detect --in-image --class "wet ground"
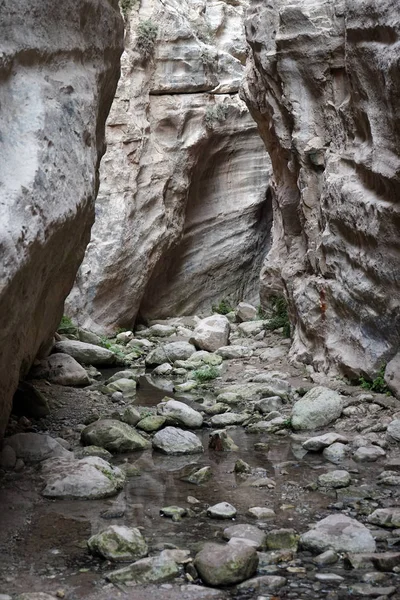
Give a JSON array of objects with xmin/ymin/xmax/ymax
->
[{"xmin": 1, "ymin": 331, "xmax": 400, "ymax": 599}]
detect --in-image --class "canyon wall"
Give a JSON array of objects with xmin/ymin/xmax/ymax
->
[
  {"xmin": 67, "ymin": 0, "xmax": 272, "ymax": 333},
  {"xmin": 242, "ymin": 0, "xmax": 400, "ymax": 377},
  {"xmin": 0, "ymin": 0, "xmax": 123, "ymax": 436}
]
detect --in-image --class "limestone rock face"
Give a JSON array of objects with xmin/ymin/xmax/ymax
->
[
  {"xmin": 242, "ymin": 0, "xmax": 400, "ymax": 377},
  {"xmin": 67, "ymin": 0, "xmax": 272, "ymax": 333},
  {"xmin": 0, "ymin": 0, "xmax": 123, "ymax": 436}
]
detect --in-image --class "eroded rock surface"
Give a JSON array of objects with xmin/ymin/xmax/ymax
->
[
  {"xmin": 67, "ymin": 0, "xmax": 272, "ymax": 333},
  {"xmin": 242, "ymin": 0, "xmax": 400, "ymax": 377},
  {"xmin": 0, "ymin": 0, "xmax": 123, "ymax": 436}
]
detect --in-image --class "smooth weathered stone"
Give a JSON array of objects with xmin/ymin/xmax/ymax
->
[
  {"xmin": 301, "ymin": 514, "xmax": 376, "ymax": 553},
  {"xmin": 314, "ymin": 550, "xmax": 338, "ymax": 566},
  {"xmin": 75, "ymin": 445, "xmax": 112, "ymax": 460},
  {"xmin": 346, "ymin": 552, "xmax": 400, "ymax": 571},
  {"xmin": 266, "ymin": 529, "xmax": 299, "ymax": 551},
  {"xmin": 106, "ymin": 551, "xmax": 180, "ymax": 584},
  {"xmin": 106, "ymin": 369, "xmax": 140, "ymax": 384},
  {"xmin": 121, "ymin": 406, "xmax": 142, "ymax": 427},
  {"xmin": 107, "ymin": 378, "xmax": 137, "ymax": 399},
  {"xmin": 322, "ymin": 443, "xmax": 349, "ymax": 464},
  {"xmin": 216, "ymin": 346, "xmax": 254, "ymax": 359},
  {"xmin": 5, "ymin": 433, "xmax": 71, "ymax": 463},
  {"xmin": 255, "ymin": 397, "xmax": 283, "ymax": 414},
  {"xmin": 209, "ymin": 429, "xmax": 239, "ymax": 452},
  {"xmin": 41, "ymin": 456, "xmax": 125, "ymax": 499},
  {"xmin": 303, "ymin": 433, "xmax": 349, "ymax": 452},
  {"xmin": 146, "ymin": 342, "xmax": 196, "ymax": 366},
  {"xmin": 350, "ymin": 584, "xmax": 397, "ymax": 597},
  {"xmin": 247, "ymin": 417, "xmax": 286, "ymax": 434},
  {"xmin": 157, "ymin": 399, "xmax": 203, "ymax": 428},
  {"xmin": 377, "ymin": 470, "xmax": 400, "ymax": 485},
  {"xmin": 238, "ymin": 321, "xmax": 265, "ymax": 337},
  {"xmin": 207, "ymin": 502, "xmax": 237, "ymax": 519},
  {"xmin": 385, "ymin": 355, "xmax": 400, "ymax": 398},
  {"xmin": 318, "ymin": 470, "xmax": 351, "ymax": 488},
  {"xmin": 291, "ymin": 387, "xmax": 343, "ymax": 431},
  {"xmin": 152, "ymin": 427, "xmax": 203, "ymax": 455},
  {"xmin": 237, "ymin": 575, "xmax": 287, "ymax": 592},
  {"xmin": 353, "ymin": 446, "xmax": 386, "ymax": 462},
  {"xmin": 53, "ymin": 340, "xmax": 115, "ymax": 366},
  {"xmin": 81, "ymin": 420, "xmax": 151, "ymax": 453},
  {"xmin": 248, "ymin": 507, "xmax": 276, "ymax": 520},
  {"xmin": 223, "ymin": 524, "xmax": 266, "ymax": 550},
  {"xmin": 184, "ymin": 466, "xmax": 213, "ymax": 485},
  {"xmin": 235, "ymin": 302, "xmax": 257, "ymax": 322},
  {"xmin": 386, "ymin": 419, "xmax": 400, "ymax": 443},
  {"xmin": 30, "ymin": 353, "xmax": 90, "ymax": 386},
  {"xmin": 88, "ymin": 525, "xmax": 148, "ymax": 562},
  {"xmin": 367, "ymin": 508, "xmax": 400, "ymax": 528},
  {"xmin": 194, "ymin": 542, "xmax": 258, "ymax": 586},
  {"xmin": 137, "ymin": 415, "xmax": 167, "ymax": 433},
  {"xmin": 190, "ymin": 315, "xmax": 230, "ymax": 352},
  {"xmin": 210, "ymin": 412, "xmax": 248, "ymax": 427},
  {"xmin": 160, "ymin": 506, "xmax": 187, "ymax": 521}
]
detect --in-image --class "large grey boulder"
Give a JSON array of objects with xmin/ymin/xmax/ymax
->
[
  {"xmin": 190, "ymin": 315, "xmax": 230, "ymax": 352},
  {"xmin": 303, "ymin": 433, "xmax": 349, "ymax": 452},
  {"xmin": 223, "ymin": 524, "xmax": 266, "ymax": 550},
  {"xmin": 291, "ymin": 387, "xmax": 343, "ymax": 430},
  {"xmin": 384, "ymin": 354, "xmax": 400, "ymax": 397},
  {"xmin": 30, "ymin": 353, "xmax": 90, "ymax": 386},
  {"xmin": 106, "ymin": 551, "xmax": 180, "ymax": 584},
  {"xmin": 41, "ymin": 456, "xmax": 125, "ymax": 499},
  {"xmin": 235, "ymin": 302, "xmax": 257, "ymax": 322},
  {"xmin": 81, "ymin": 419, "xmax": 151, "ymax": 453},
  {"xmin": 0, "ymin": 0, "xmax": 123, "ymax": 437},
  {"xmin": 53, "ymin": 340, "xmax": 115, "ymax": 366},
  {"xmin": 386, "ymin": 419, "xmax": 400, "ymax": 443},
  {"xmin": 5, "ymin": 433, "xmax": 71, "ymax": 463},
  {"xmin": 300, "ymin": 514, "xmax": 376, "ymax": 553},
  {"xmin": 152, "ymin": 426, "xmax": 203, "ymax": 455},
  {"xmin": 157, "ymin": 399, "xmax": 203, "ymax": 428},
  {"xmin": 194, "ymin": 542, "xmax": 258, "ymax": 586},
  {"xmin": 146, "ymin": 342, "xmax": 196, "ymax": 366},
  {"xmin": 88, "ymin": 525, "xmax": 148, "ymax": 562}
]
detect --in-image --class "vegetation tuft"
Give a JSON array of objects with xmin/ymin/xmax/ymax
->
[
  {"xmin": 264, "ymin": 295, "xmax": 291, "ymax": 338},
  {"xmin": 193, "ymin": 366, "xmax": 220, "ymax": 383},
  {"xmin": 119, "ymin": 0, "xmax": 136, "ymax": 18},
  {"xmin": 358, "ymin": 366, "xmax": 391, "ymax": 395},
  {"xmin": 57, "ymin": 315, "xmax": 76, "ymax": 334},
  {"xmin": 137, "ymin": 19, "xmax": 158, "ymax": 59},
  {"xmin": 212, "ymin": 299, "xmax": 233, "ymax": 315}
]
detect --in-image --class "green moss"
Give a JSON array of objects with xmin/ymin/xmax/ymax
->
[
  {"xmin": 193, "ymin": 366, "xmax": 219, "ymax": 383},
  {"xmin": 57, "ymin": 315, "xmax": 77, "ymax": 335},
  {"xmin": 137, "ymin": 19, "xmax": 158, "ymax": 59},
  {"xmin": 119, "ymin": 0, "xmax": 136, "ymax": 18},
  {"xmin": 212, "ymin": 299, "xmax": 232, "ymax": 315},
  {"xmin": 358, "ymin": 366, "xmax": 391, "ymax": 395},
  {"xmin": 264, "ymin": 295, "xmax": 290, "ymax": 338}
]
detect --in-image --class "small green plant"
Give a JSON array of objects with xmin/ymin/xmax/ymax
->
[
  {"xmin": 264, "ymin": 295, "xmax": 290, "ymax": 338},
  {"xmin": 257, "ymin": 305, "xmax": 268, "ymax": 319},
  {"xmin": 57, "ymin": 315, "xmax": 77, "ymax": 334},
  {"xmin": 205, "ymin": 104, "xmax": 229, "ymax": 129},
  {"xmin": 137, "ymin": 19, "xmax": 158, "ymax": 59},
  {"xmin": 212, "ymin": 299, "xmax": 233, "ymax": 315},
  {"xmin": 282, "ymin": 417, "xmax": 292, "ymax": 429},
  {"xmin": 358, "ymin": 366, "xmax": 391, "ymax": 395},
  {"xmin": 119, "ymin": 0, "xmax": 136, "ymax": 18},
  {"xmin": 193, "ymin": 366, "xmax": 220, "ymax": 383}
]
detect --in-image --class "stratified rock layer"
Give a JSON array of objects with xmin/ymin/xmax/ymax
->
[
  {"xmin": 67, "ymin": 0, "xmax": 272, "ymax": 333},
  {"xmin": 0, "ymin": 0, "xmax": 123, "ymax": 435},
  {"xmin": 242, "ymin": 0, "xmax": 400, "ymax": 377}
]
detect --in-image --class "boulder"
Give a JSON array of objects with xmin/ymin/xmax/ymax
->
[
  {"xmin": 367, "ymin": 508, "xmax": 400, "ymax": 528},
  {"xmin": 235, "ymin": 302, "xmax": 257, "ymax": 322},
  {"xmin": 5, "ymin": 433, "xmax": 71, "ymax": 463},
  {"xmin": 194, "ymin": 542, "xmax": 258, "ymax": 586},
  {"xmin": 302, "ymin": 433, "xmax": 349, "ymax": 452},
  {"xmin": 317, "ymin": 470, "xmax": 351, "ymax": 488},
  {"xmin": 216, "ymin": 346, "xmax": 253, "ymax": 359},
  {"xmin": 210, "ymin": 412, "xmax": 249, "ymax": 427},
  {"xmin": 291, "ymin": 387, "xmax": 343, "ymax": 431},
  {"xmin": 106, "ymin": 378, "xmax": 137, "ymax": 399},
  {"xmin": 145, "ymin": 342, "xmax": 196, "ymax": 366},
  {"xmin": 137, "ymin": 415, "xmax": 167, "ymax": 432},
  {"xmin": 300, "ymin": 514, "xmax": 376, "ymax": 553},
  {"xmin": 88, "ymin": 525, "xmax": 148, "ymax": 561},
  {"xmin": 384, "ymin": 354, "xmax": 400, "ymax": 397},
  {"xmin": 53, "ymin": 340, "xmax": 115, "ymax": 366},
  {"xmin": 190, "ymin": 315, "xmax": 230, "ymax": 352},
  {"xmin": 81, "ymin": 420, "xmax": 151, "ymax": 453},
  {"xmin": 207, "ymin": 502, "xmax": 237, "ymax": 519},
  {"xmin": 30, "ymin": 353, "xmax": 90, "ymax": 386},
  {"xmin": 106, "ymin": 551, "xmax": 180, "ymax": 584},
  {"xmin": 157, "ymin": 399, "xmax": 203, "ymax": 428},
  {"xmin": 41, "ymin": 456, "xmax": 125, "ymax": 499},
  {"xmin": 322, "ymin": 442, "xmax": 349, "ymax": 464},
  {"xmin": 353, "ymin": 446, "xmax": 386, "ymax": 462},
  {"xmin": 223, "ymin": 524, "xmax": 266, "ymax": 550},
  {"xmin": 152, "ymin": 426, "xmax": 203, "ymax": 455},
  {"xmin": 386, "ymin": 419, "xmax": 400, "ymax": 443}
]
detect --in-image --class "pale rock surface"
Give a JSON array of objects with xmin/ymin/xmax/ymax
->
[
  {"xmin": 384, "ymin": 355, "xmax": 400, "ymax": 398},
  {"xmin": 30, "ymin": 353, "xmax": 90, "ymax": 386},
  {"xmin": 217, "ymin": 346, "xmax": 254, "ymax": 359},
  {"xmin": 190, "ymin": 315, "xmax": 230, "ymax": 352},
  {"xmin": 67, "ymin": 0, "xmax": 271, "ymax": 333},
  {"xmin": 0, "ymin": 0, "xmax": 123, "ymax": 436},
  {"xmin": 41, "ymin": 456, "xmax": 125, "ymax": 499},
  {"xmin": 157, "ymin": 399, "xmax": 203, "ymax": 428},
  {"xmin": 152, "ymin": 426, "xmax": 203, "ymax": 455},
  {"xmin": 106, "ymin": 551, "xmax": 180, "ymax": 584},
  {"xmin": 386, "ymin": 420, "xmax": 400, "ymax": 443},
  {"xmin": 146, "ymin": 342, "xmax": 196, "ymax": 366},
  {"xmin": 235, "ymin": 302, "xmax": 258, "ymax": 322},
  {"xmin": 88, "ymin": 525, "xmax": 148, "ymax": 562},
  {"xmin": 195, "ymin": 542, "xmax": 258, "ymax": 586},
  {"xmin": 81, "ymin": 419, "xmax": 151, "ymax": 453},
  {"xmin": 303, "ymin": 433, "xmax": 349, "ymax": 452},
  {"xmin": 300, "ymin": 514, "xmax": 376, "ymax": 554},
  {"xmin": 5, "ymin": 433, "xmax": 71, "ymax": 463},
  {"xmin": 291, "ymin": 387, "xmax": 343, "ymax": 431},
  {"xmin": 242, "ymin": 0, "xmax": 400, "ymax": 377},
  {"xmin": 53, "ymin": 340, "xmax": 115, "ymax": 366}
]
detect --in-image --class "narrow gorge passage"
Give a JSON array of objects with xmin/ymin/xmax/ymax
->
[{"xmin": 1, "ymin": 0, "xmax": 400, "ymax": 599}]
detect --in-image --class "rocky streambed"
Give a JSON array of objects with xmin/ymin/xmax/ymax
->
[{"xmin": 1, "ymin": 305, "xmax": 400, "ymax": 600}]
